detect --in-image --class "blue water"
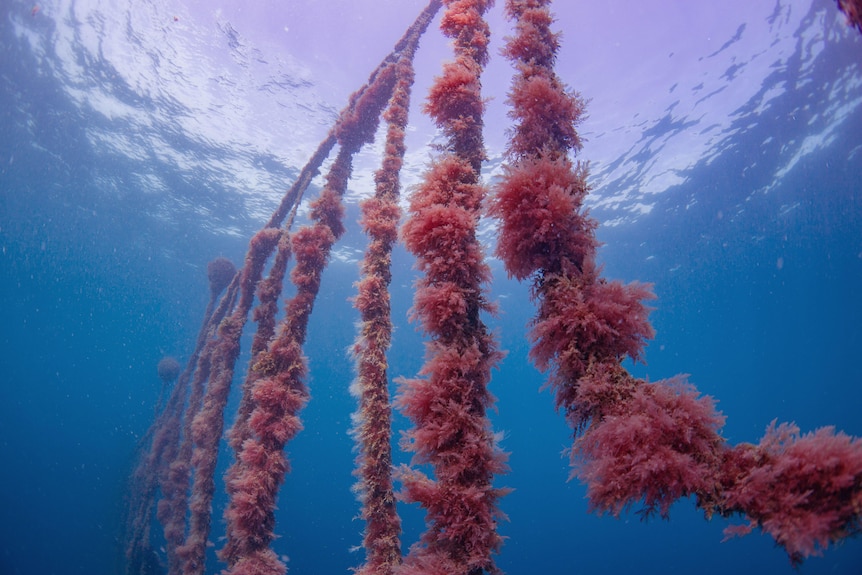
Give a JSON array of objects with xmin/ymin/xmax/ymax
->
[{"xmin": 1, "ymin": 1, "xmax": 861, "ymax": 574}]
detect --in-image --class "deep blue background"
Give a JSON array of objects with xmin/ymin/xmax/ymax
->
[{"xmin": 1, "ymin": 1, "xmax": 861, "ymax": 574}]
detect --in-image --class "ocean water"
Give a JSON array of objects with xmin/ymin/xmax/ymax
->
[{"xmin": 1, "ymin": 1, "xmax": 861, "ymax": 574}]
